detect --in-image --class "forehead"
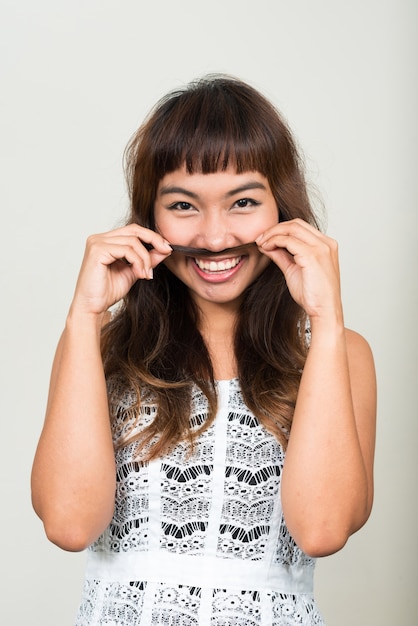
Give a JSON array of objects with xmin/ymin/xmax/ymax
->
[{"xmin": 156, "ymin": 166, "xmax": 271, "ymax": 199}]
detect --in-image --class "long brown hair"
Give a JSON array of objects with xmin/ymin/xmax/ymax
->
[{"xmin": 101, "ymin": 75, "xmax": 319, "ymax": 459}]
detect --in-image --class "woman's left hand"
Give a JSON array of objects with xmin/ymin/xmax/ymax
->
[{"xmin": 256, "ymin": 219, "xmax": 342, "ymax": 322}]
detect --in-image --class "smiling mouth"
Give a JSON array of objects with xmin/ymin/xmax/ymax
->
[{"xmin": 194, "ymin": 256, "xmax": 242, "ymax": 272}]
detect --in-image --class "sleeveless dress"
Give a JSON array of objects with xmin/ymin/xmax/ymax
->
[{"xmin": 75, "ymin": 378, "xmax": 325, "ymax": 626}]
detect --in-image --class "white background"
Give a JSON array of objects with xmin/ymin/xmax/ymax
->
[{"xmin": 1, "ymin": 1, "xmax": 417, "ymax": 624}]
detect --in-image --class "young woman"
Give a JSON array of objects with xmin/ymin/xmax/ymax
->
[{"xmin": 31, "ymin": 75, "xmax": 376, "ymax": 626}]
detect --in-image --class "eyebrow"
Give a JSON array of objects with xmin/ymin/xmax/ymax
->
[
  {"xmin": 159, "ymin": 186, "xmax": 199, "ymax": 199},
  {"xmin": 225, "ymin": 181, "xmax": 267, "ymax": 197},
  {"xmin": 158, "ymin": 181, "xmax": 267, "ymax": 199}
]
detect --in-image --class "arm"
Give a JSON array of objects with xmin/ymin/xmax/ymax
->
[
  {"xmin": 257, "ymin": 221, "xmax": 377, "ymax": 557},
  {"xmin": 31, "ymin": 311, "xmax": 116, "ymax": 552},
  {"xmin": 31, "ymin": 225, "xmax": 172, "ymax": 551},
  {"xmin": 281, "ymin": 323, "xmax": 376, "ymax": 557}
]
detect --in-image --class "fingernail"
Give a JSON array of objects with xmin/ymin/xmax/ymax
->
[{"xmin": 147, "ymin": 268, "xmax": 153, "ymax": 279}]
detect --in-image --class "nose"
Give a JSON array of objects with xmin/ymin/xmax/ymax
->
[{"xmin": 198, "ymin": 212, "xmax": 234, "ymax": 251}]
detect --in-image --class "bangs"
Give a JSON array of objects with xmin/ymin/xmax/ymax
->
[
  {"xmin": 148, "ymin": 78, "xmax": 278, "ymax": 178},
  {"xmin": 125, "ymin": 75, "xmax": 312, "ymax": 232}
]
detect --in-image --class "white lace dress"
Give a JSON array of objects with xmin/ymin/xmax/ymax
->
[{"xmin": 75, "ymin": 379, "xmax": 325, "ymax": 626}]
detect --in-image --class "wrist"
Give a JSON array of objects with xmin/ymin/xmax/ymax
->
[
  {"xmin": 66, "ymin": 305, "xmax": 106, "ymax": 336},
  {"xmin": 308, "ymin": 311, "xmax": 345, "ymax": 343}
]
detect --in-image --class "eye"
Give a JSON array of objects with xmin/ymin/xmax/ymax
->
[
  {"xmin": 233, "ymin": 198, "xmax": 260, "ymax": 209},
  {"xmin": 169, "ymin": 201, "xmax": 194, "ymax": 211}
]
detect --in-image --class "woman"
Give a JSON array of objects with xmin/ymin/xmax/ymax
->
[{"xmin": 31, "ymin": 75, "xmax": 376, "ymax": 625}]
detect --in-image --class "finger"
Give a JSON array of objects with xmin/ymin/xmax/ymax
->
[
  {"xmin": 88, "ymin": 233, "xmax": 170, "ymax": 279},
  {"xmin": 257, "ymin": 221, "xmax": 336, "ymax": 262},
  {"xmin": 84, "ymin": 236, "xmax": 149, "ymax": 282},
  {"xmin": 94, "ymin": 226, "xmax": 171, "ymax": 261},
  {"xmin": 258, "ymin": 245, "xmax": 296, "ymax": 275},
  {"xmin": 257, "ymin": 219, "xmax": 324, "ymax": 247},
  {"xmin": 117, "ymin": 239, "xmax": 172, "ymax": 277},
  {"xmin": 108, "ymin": 224, "xmax": 173, "ymax": 255},
  {"xmin": 258, "ymin": 234, "xmax": 313, "ymax": 261}
]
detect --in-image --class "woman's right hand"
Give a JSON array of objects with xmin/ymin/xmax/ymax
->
[
  {"xmin": 71, "ymin": 224, "xmax": 173, "ymax": 316},
  {"xmin": 31, "ymin": 224, "xmax": 171, "ymax": 549}
]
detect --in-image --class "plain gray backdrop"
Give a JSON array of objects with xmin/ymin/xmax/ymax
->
[{"xmin": 1, "ymin": 1, "xmax": 417, "ymax": 624}]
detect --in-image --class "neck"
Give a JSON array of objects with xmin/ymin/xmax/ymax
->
[{"xmin": 197, "ymin": 302, "xmax": 238, "ymax": 380}]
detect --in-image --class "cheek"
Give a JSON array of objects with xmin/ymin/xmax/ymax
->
[
  {"xmin": 264, "ymin": 204, "xmax": 280, "ymax": 227},
  {"xmin": 245, "ymin": 206, "xmax": 279, "ymax": 236},
  {"xmin": 154, "ymin": 214, "xmax": 183, "ymax": 241}
]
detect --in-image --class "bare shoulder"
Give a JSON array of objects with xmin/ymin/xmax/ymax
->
[
  {"xmin": 345, "ymin": 328, "xmax": 375, "ymax": 370},
  {"xmin": 345, "ymin": 327, "xmax": 373, "ymax": 351},
  {"xmin": 344, "ymin": 328, "xmax": 376, "ymax": 395}
]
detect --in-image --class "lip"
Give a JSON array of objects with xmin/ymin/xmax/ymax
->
[{"xmin": 191, "ymin": 255, "xmax": 245, "ymax": 283}]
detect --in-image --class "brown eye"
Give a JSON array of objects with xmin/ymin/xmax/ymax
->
[
  {"xmin": 234, "ymin": 198, "xmax": 259, "ymax": 208},
  {"xmin": 169, "ymin": 202, "xmax": 193, "ymax": 211}
]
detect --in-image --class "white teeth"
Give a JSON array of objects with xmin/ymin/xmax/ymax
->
[{"xmin": 195, "ymin": 256, "xmax": 241, "ymax": 272}]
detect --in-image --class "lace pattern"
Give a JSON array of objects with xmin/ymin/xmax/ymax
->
[
  {"xmin": 75, "ymin": 379, "xmax": 324, "ymax": 626},
  {"xmin": 76, "ymin": 583, "xmax": 323, "ymax": 626}
]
